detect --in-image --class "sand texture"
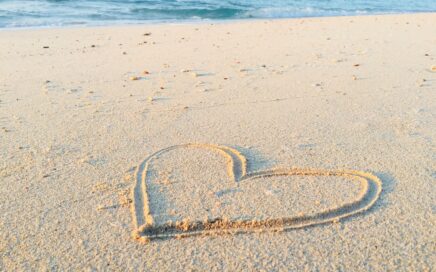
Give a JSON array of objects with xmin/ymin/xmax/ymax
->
[{"xmin": 0, "ymin": 13, "xmax": 435, "ymax": 271}]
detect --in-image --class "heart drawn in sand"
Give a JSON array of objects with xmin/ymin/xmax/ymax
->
[{"xmin": 131, "ymin": 144, "xmax": 382, "ymax": 243}]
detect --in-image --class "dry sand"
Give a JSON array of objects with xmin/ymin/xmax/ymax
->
[{"xmin": 0, "ymin": 13, "xmax": 435, "ymax": 271}]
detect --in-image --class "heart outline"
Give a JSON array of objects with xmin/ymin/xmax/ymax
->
[{"xmin": 131, "ymin": 143, "xmax": 382, "ymax": 243}]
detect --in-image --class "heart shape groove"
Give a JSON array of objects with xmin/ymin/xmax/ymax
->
[{"xmin": 131, "ymin": 143, "xmax": 382, "ymax": 243}]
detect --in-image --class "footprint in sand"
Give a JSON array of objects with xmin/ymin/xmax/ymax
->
[{"xmin": 130, "ymin": 144, "xmax": 382, "ymax": 243}]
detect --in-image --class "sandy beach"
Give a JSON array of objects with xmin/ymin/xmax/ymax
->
[{"xmin": 1, "ymin": 13, "xmax": 435, "ymax": 270}]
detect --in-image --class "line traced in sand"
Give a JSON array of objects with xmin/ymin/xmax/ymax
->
[{"xmin": 131, "ymin": 143, "xmax": 382, "ymax": 243}]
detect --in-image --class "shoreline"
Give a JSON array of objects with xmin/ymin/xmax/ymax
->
[{"xmin": 1, "ymin": 11, "xmax": 435, "ymax": 32}]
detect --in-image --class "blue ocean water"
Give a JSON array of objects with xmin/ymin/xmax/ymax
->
[{"xmin": 0, "ymin": 0, "xmax": 435, "ymax": 28}]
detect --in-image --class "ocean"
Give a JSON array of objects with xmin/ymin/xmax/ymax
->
[{"xmin": 0, "ymin": 0, "xmax": 435, "ymax": 28}]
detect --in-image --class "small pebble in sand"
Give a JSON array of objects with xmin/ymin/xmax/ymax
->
[
  {"xmin": 130, "ymin": 76, "xmax": 140, "ymax": 81},
  {"xmin": 147, "ymin": 97, "xmax": 155, "ymax": 103},
  {"xmin": 122, "ymin": 52, "xmax": 127, "ymax": 55},
  {"xmin": 143, "ymin": 70, "xmax": 150, "ymax": 75},
  {"xmin": 190, "ymin": 72, "xmax": 198, "ymax": 77},
  {"xmin": 431, "ymin": 65, "xmax": 436, "ymax": 71},
  {"xmin": 68, "ymin": 88, "xmax": 79, "ymax": 94},
  {"xmin": 353, "ymin": 64, "xmax": 360, "ymax": 67},
  {"xmin": 166, "ymin": 210, "xmax": 177, "ymax": 216},
  {"xmin": 417, "ymin": 79, "xmax": 426, "ymax": 87},
  {"xmin": 123, "ymin": 174, "xmax": 132, "ymax": 181},
  {"xmin": 160, "ymin": 86, "xmax": 164, "ymax": 90},
  {"xmin": 143, "ymin": 32, "xmax": 152, "ymax": 36},
  {"xmin": 352, "ymin": 75, "xmax": 358, "ymax": 80},
  {"xmin": 180, "ymin": 69, "xmax": 190, "ymax": 73},
  {"xmin": 43, "ymin": 46, "xmax": 49, "ymax": 49}
]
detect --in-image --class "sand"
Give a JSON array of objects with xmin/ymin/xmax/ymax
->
[{"xmin": 0, "ymin": 13, "xmax": 435, "ymax": 271}]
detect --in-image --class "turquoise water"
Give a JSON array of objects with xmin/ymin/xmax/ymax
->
[{"xmin": 0, "ymin": 0, "xmax": 435, "ymax": 28}]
